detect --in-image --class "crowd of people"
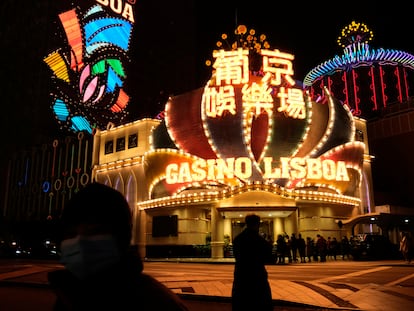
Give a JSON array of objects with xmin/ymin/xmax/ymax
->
[
  {"xmin": 272, "ymin": 233, "xmax": 354, "ymax": 264},
  {"xmin": 267, "ymin": 231, "xmax": 414, "ymax": 264}
]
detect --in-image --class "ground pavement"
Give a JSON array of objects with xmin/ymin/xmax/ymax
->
[{"xmin": 0, "ymin": 259, "xmax": 413, "ymax": 310}]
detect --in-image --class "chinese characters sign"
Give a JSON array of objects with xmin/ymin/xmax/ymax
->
[{"xmin": 203, "ymin": 48, "xmax": 306, "ymax": 120}]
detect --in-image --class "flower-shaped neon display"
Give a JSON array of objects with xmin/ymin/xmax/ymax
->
[
  {"xmin": 44, "ymin": 4, "xmax": 134, "ymax": 134},
  {"xmin": 144, "ymin": 25, "xmax": 365, "ymax": 204}
]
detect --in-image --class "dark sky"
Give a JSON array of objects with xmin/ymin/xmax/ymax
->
[{"xmin": 1, "ymin": 0, "xmax": 414, "ymax": 190}]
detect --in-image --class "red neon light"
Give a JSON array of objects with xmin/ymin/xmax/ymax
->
[
  {"xmin": 59, "ymin": 9, "xmax": 83, "ymax": 70},
  {"xmin": 369, "ymin": 67, "xmax": 378, "ymax": 111},
  {"xmin": 394, "ymin": 67, "xmax": 403, "ymax": 103},
  {"xmin": 379, "ymin": 65, "xmax": 388, "ymax": 108},
  {"xmin": 327, "ymin": 76, "xmax": 333, "ymax": 94},
  {"xmin": 352, "ymin": 69, "xmax": 361, "ymax": 115},
  {"xmin": 341, "ymin": 72, "xmax": 349, "ymax": 108},
  {"xmin": 403, "ymin": 67, "xmax": 409, "ymax": 101},
  {"xmin": 110, "ymin": 89, "xmax": 129, "ymax": 112}
]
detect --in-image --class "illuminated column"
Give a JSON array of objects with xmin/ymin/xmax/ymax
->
[
  {"xmin": 223, "ymin": 217, "xmax": 232, "ymax": 240},
  {"xmin": 136, "ymin": 209, "xmax": 147, "ymax": 259},
  {"xmin": 273, "ymin": 217, "xmax": 284, "ymax": 238},
  {"xmin": 291, "ymin": 210, "xmax": 299, "ymax": 234},
  {"xmin": 91, "ymin": 130, "xmax": 101, "ymax": 179},
  {"xmin": 91, "ymin": 129, "xmax": 104, "ymax": 184},
  {"xmin": 210, "ymin": 206, "xmax": 224, "ymax": 258},
  {"xmin": 361, "ymin": 157, "xmax": 375, "ymax": 214}
]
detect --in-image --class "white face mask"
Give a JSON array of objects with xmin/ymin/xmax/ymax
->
[{"xmin": 60, "ymin": 234, "xmax": 121, "ymax": 280}]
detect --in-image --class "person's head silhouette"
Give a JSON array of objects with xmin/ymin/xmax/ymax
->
[
  {"xmin": 49, "ymin": 182, "xmax": 189, "ymax": 310},
  {"xmin": 58, "ymin": 182, "xmax": 135, "ymax": 279},
  {"xmin": 60, "ymin": 182, "xmax": 132, "ymax": 252},
  {"xmin": 245, "ymin": 214, "xmax": 261, "ymax": 232}
]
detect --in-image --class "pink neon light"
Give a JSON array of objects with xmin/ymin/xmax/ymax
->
[
  {"xmin": 82, "ymin": 76, "xmax": 98, "ymax": 103},
  {"xmin": 93, "ymin": 85, "xmax": 105, "ymax": 103},
  {"xmin": 79, "ymin": 64, "xmax": 90, "ymax": 93}
]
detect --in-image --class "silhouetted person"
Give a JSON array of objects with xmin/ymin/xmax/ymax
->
[
  {"xmin": 316, "ymin": 234, "xmax": 327, "ymax": 262},
  {"xmin": 341, "ymin": 236, "xmax": 351, "ymax": 260},
  {"xmin": 400, "ymin": 232, "xmax": 413, "ymax": 263},
  {"xmin": 306, "ymin": 236, "xmax": 315, "ymax": 262},
  {"xmin": 290, "ymin": 233, "xmax": 298, "ymax": 262},
  {"xmin": 232, "ymin": 214, "xmax": 273, "ymax": 311},
  {"xmin": 48, "ymin": 182, "xmax": 189, "ymax": 311},
  {"xmin": 297, "ymin": 233, "xmax": 306, "ymax": 263},
  {"xmin": 330, "ymin": 237, "xmax": 339, "ymax": 260},
  {"xmin": 276, "ymin": 234, "xmax": 287, "ymax": 264}
]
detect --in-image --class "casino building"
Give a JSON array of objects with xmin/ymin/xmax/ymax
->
[{"xmin": 91, "ymin": 28, "xmax": 375, "ymax": 258}]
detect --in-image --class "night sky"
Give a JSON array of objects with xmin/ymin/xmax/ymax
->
[{"xmin": 1, "ymin": 0, "xmax": 414, "ymax": 202}]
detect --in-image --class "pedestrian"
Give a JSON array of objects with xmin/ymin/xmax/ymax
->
[
  {"xmin": 329, "ymin": 237, "xmax": 339, "ymax": 260},
  {"xmin": 326, "ymin": 237, "xmax": 332, "ymax": 259},
  {"xmin": 276, "ymin": 234, "xmax": 287, "ymax": 264},
  {"xmin": 48, "ymin": 182, "xmax": 189, "ymax": 311},
  {"xmin": 231, "ymin": 214, "xmax": 273, "ymax": 311},
  {"xmin": 297, "ymin": 233, "xmax": 306, "ymax": 263},
  {"xmin": 290, "ymin": 233, "xmax": 298, "ymax": 263},
  {"xmin": 316, "ymin": 234, "xmax": 327, "ymax": 262},
  {"xmin": 306, "ymin": 236, "xmax": 314, "ymax": 262},
  {"xmin": 285, "ymin": 234, "xmax": 293, "ymax": 263},
  {"xmin": 341, "ymin": 236, "xmax": 351, "ymax": 260},
  {"xmin": 400, "ymin": 232, "xmax": 413, "ymax": 263}
]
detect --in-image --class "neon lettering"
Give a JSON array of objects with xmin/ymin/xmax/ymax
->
[
  {"xmin": 96, "ymin": 0, "xmax": 135, "ymax": 23},
  {"xmin": 165, "ymin": 157, "xmax": 350, "ymax": 184}
]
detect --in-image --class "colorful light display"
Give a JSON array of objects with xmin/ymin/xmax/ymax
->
[
  {"xmin": 44, "ymin": 2, "xmax": 135, "ymax": 134},
  {"xmin": 143, "ymin": 25, "xmax": 365, "ymax": 205},
  {"xmin": 303, "ymin": 21, "xmax": 414, "ymax": 117},
  {"xmin": 304, "ymin": 21, "xmax": 414, "ymax": 86}
]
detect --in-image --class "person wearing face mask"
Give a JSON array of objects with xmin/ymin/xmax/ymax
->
[{"xmin": 48, "ymin": 182, "xmax": 189, "ymax": 311}]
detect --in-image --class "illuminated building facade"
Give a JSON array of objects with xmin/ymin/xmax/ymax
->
[
  {"xmin": 91, "ymin": 25, "xmax": 374, "ymax": 258},
  {"xmin": 303, "ymin": 21, "xmax": 414, "ymax": 241},
  {"xmin": 303, "ymin": 21, "xmax": 414, "ymax": 120}
]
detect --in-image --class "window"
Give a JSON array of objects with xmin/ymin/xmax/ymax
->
[
  {"xmin": 152, "ymin": 215, "xmax": 178, "ymax": 237},
  {"xmin": 116, "ymin": 137, "xmax": 125, "ymax": 151},
  {"xmin": 128, "ymin": 133, "xmax": 138, "ymax": 148},
  {"xmin": 356, "ymin": 129, "xmax": 364, "ymax": 142},
  {"xmin": 105, "ymin": 140, "xmax": 114, "ymax": 154}
]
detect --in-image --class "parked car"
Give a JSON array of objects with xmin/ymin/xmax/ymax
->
[{"xmin": 351, "ymin": 234, "xmax": 400, "ymax": 260}]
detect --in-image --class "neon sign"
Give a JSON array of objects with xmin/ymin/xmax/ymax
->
[
  {"xmin": 165, "ymin": 157, "xmax": 349, "ymax": 184},
  {"xmin": 203, "ymin": 47, "xmax": 306, "ymax": 120},
  {"xmin": 44, "ymin": 2, "xmax": 135, "ymax": 134},
  {"xmin": 95, "ymin": 0, "xmax": 135, "ymax": 22}
]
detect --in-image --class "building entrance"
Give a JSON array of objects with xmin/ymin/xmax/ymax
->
[{"xmin": 231, "ymin": 219, "xmax": 274, "ymax": 243}]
